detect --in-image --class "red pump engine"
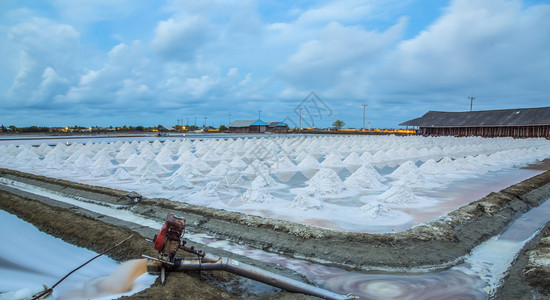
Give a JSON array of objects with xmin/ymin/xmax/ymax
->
[{"xmin": 153, "ymin": 213, "xmax": 186, "ymax": 263}]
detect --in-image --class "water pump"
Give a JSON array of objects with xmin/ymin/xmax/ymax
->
[{"xmin": 143, "ymin": 212, "xmax": 354, "ymax": 299}]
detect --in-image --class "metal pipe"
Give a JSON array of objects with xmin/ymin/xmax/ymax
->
[{"xmin": 147, "ymin": 254, "xmax": 353, "ymax": 300}]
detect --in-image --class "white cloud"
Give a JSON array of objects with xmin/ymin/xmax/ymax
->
[
  {"xmin": 276, "ymin": 18, "xmax": 407, "ymax": 98},
  {"xmin": 152, "ymin": 17, "xmax": 214, "ymax": 62},
  {"xmin": 376, "ymin": 0, "xmax": 550, "ymax": 103}
]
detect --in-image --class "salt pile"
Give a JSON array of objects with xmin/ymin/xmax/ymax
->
[
  {"xmin": 208, "ymin": 161, "xmax": 235, "ymax": 177},
  {"xmin": 388, "ymin": 160, "xmax": 425, "ymax": 185},
  {"xmin": 359, "ymin": 202, "xmax": 393, "ymax": 218},
  {"xmin": 289, "ymin": 189, "xmax": 323, "ymax": 210},
  {"xmin": 139, "ymin": 170, "xmax": 161, "ymax": 184},
  {"xmin": 200, "ymin": 181, "xmax": 221, "ymax": 197},
  {"xmin": 306, "ymin": 168, "xmax": 345, "ymax": 195},
  {"xmin": 271, "ymin": 156, "xmax": 298, "ymax": 172},
  {"xmin": 377, "ymin": 182, "xmax": 416, "ymax": 204},
  {"xmin": 163, "ymin": 173, "xmax": 193, "ymax": 190},
  {"xmin": 437, "ymin": 157, "xmax": 457, "ymax": 173},
  {"xmin": 155, "ymin": 148, "xmax": 175, "ymax": 165},
  {"xmin": 173, "ymin": 163, "xmax": 205, "ymax": 181},
  {"xmin": 191, "ymin": 159, "xmax": 212, "ymax": 172},
  {"xmin": 344, "ymin": 164, "xmax": 385, "ymax": 190},
  {"xmin": 113, "ymin": 168, "xmax": 134, "ymax": 182},
  {"xmin": 297, "ymin": 155, "xmax": 321, "ymax": 169},
  {"xmin": 418, "ymin": 159, "xmax": 440, "ymax": 175},
  {"xmin": 134, "ymin": 159, "xmax": 168, "ymax": 174},
  {"xmin": 343, "ymin": 152, "xmax": 364, "ymax": 165},
  {"xmin": 251, "ymin": 174, "xmax": 277, "ymax": 188},
  {"xmin": 138, "ymin": 147, "xmax": 156, "ymax": 160},
  {"xmin": 124, "ymin": 154, "xmax": 146, "ymax": 167},
  {"xmin": 244, "ymin": 160, "xmax": 270, "ymax": 175},
  {"xmin": 242, "ymin": 187, "xmax": 273, "ymax": 203},
  {"xmin": 320, "ymin": 153, "xmax": 343, "ymax": 167},
  {"xmin": 229, "ymin": 157, "xmax": 248, "ymax": 170}
]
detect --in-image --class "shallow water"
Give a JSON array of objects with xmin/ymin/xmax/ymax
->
[{"xmin": 0, "ymin": 210, "xmax": 154, "ymax": 299}]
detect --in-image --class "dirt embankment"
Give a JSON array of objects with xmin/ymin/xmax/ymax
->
[
  {"xmin": 1, "ymin": 167, "xmax": 550, "ymax": 272},
  {"xmin": 496, "ymin": 222, "xmax": 550, "ymax": 300}
]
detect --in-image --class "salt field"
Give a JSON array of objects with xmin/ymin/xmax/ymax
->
[
  {"xmin": 1, "ymin": 134, "xmax": 550, "ymax": 299},
  {"xmin": 1, "ymin": 135, "xmax": 548, "ymax": 233}
]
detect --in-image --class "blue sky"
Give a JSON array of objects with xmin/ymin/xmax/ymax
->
[{"xmin": 1, "ymin": 0, "xmax": 549, "ymax": 129}]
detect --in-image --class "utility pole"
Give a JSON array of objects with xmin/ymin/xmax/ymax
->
[
  {"xmin": 228, "ymin": 113, "xmax": 232, "ymax": 125},
  {"xmin": 362, "ymin": 104, "xmax": 368, "ymax": 131},
  {"xmin": 204, "ymin": 117, "xmax": 207, "ymax": 127},
  {"xmin": 468, "ymin": 96, "xmax": 475, "ymax": 112},
  {"xmin": 258, "ymin": 110, "xmax": 262, "ymax": 120},
  {"xmin": 299, "ymin": 108, "xmax": 302, "ymax": 131}
]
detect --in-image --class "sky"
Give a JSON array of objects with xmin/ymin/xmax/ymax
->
[{"xmin": 0, "ymin": 0, "xmax": 549, "ymax": 129}]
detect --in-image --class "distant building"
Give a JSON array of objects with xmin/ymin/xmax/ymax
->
[
  {"xmin": 228, "ymin": 120, "xmax": 269, "ymax": 133},
  {"xmin": 400, "ymin": 107, "xmax": 550, "ymax": 138},
  {"xmin": 267, "ymin": 122, "xmax": 289, "ymax": 132}
]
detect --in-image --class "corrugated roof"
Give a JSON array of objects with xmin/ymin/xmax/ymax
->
[
  {"xmin": 229, "ymin": 119, "xmax": 269, "ymax": 127},
  {"xmin": 268, "ymin": 122, "xmax": 287, "ymax": 127},
  {"xmin": 400, "ymin": 107, "xmax": 550, "ymax": 127},
  {"xmin": 229, "ymin": 120, "xmax": 256, "ymax": 127},
  {"xmin": 250, "ymin": 120, "xmax": 268, "ymax": 126}
]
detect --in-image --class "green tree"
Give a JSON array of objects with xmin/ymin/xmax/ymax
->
[
  {"xmin": 219, "ymin": 125, "xmax": 228, "ymax": 132},
  {"xmin": 332, "ymin": 120, "xmax": 345, "ymax": 130}
]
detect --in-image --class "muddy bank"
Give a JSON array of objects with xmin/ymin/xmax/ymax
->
[
  {"xmin": 496, "ymin": 222, "xmax": 550, "ymax": 299},
  {"xmin": 0, "ymin": 188, "xmax": 315, "ymax": 299},
  {"xmin": 1, "ymin": 168, "xmax": 550, "ymax": 271}
]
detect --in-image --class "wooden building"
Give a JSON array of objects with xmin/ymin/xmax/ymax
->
[
  {"xmin": 400, "ymin": 107, "xmax": 550, "ymax": 138},
  {"xmin": 229, "ymin": 120, "xmax": 269, "ymax": 133},
  {"xmin": 267, "ymin": 122, "xmax": 289, "ymax": 132}
]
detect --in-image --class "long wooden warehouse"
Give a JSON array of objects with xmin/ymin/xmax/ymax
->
[{"xmin": 400, "ymin": 107, "xmax": 550, "ymax": 138}]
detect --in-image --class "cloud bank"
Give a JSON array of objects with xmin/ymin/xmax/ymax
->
[{"xmin": 1, "ymin": 0, "xmax": 549, "ymax": 128}]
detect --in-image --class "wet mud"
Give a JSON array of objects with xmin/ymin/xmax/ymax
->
[{"xmin": 496, "ymin": 222, "xmax": 550, "ymax": 300}]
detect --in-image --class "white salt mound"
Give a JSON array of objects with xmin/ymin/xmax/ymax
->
[
  {"xmin": 208, "ymin": 161, "xmax": 234, "ymax": 177},
  {"xmin": 289, "ymin": 189, "xmax": 323, "ymax": 210},
  {"xmin": 344, "ymin": 165, "xmax": 385, "ymax": 190},
  {"xmin": 251, "ymin": 174, "xmax": 276, "ymax": 188},
  {"xmin": 419, "ymin": 159, "xmax": 439, "ymax": 175},
  {"xmin": 244, "ymin": 160, "xmax": 269, "ymax": 175},
  {"xmin": 163, "ymin": 174, "xmax": 193, "ymax": 190},
  {"xmin": 359, "ymin": 202, "xmax": 393, "ymax": 218},
  {"xmin": 377, "ymin": 182, "xmax": 416, "ymax": 204},
  {"xmin": 113, "ymin": 168, "xmax": 134, "ymax": 182},
  {"xmin": 320, "ymin": 153, "xmax": 343, "ymax": 167},
  {"xmin": 191, "ymin": 159, "xmax": 212, "ymax": 172},
  {"xmin": 139, "ymin": 170, "xmax": 161, "ymax": 184},
  {"xmin": 297, "ymin": 155, "xmax": 320, "ymax": 169},
  {"xmin": 271, "ymin": 156, "xmax": 298, "ymax": 172},
  {"xmin": 389, "ymin": 160, "xmax": 425, "ymax": 185},
  {"xmin": 173, "ymin": 163, "xmax": 204, "ymax": 180},
  {"xmin": 389, "ymin": 161, "xmax": 418, "ymax": 178},
  {"xmin": 135, "ymin": 159, "xmax": 168, "ymax": 174},
  {"xmin": 229, "ymin": 157, "xmax": 248, "ymax": 169},
  {"xmin": 200, "ymin": 181, "xmax": 220, "ymax": 197},
  {"xmin": 242, "ymin": 188, "xmax": 273, "ymax": 203},
  {"xmin": 306, "ymin": 168, "xmax": 345, "ymax": 195},
  {"xmin": 343, "ymin": 152, "xmax": 364, "ymax": 165},
  {"xmin": 124, "ymin": 154, "xmax": 146, "ymax": 167}
]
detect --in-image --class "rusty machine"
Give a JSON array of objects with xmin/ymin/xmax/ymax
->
[{"xmin": 143, "ymin": 213, "xmax": 354, "ymax": 300}]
